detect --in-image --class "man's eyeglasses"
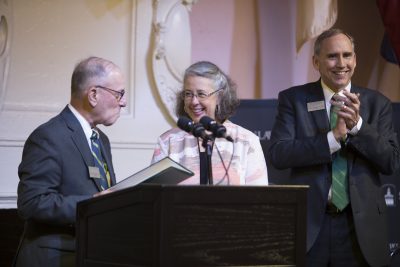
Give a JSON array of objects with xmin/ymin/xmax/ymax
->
[
  {"xmin": 182, "ymin": 89, "xmax": 222, "ymax": 101},
  {"xmin": 95, "ymin": 85, "xmax": 125, "ymax": 101}
]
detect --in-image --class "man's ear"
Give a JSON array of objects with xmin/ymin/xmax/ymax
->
[
  {"xmin": 312, "ymin": 55, "xmax": 319, "ymax": 71},
  {"xmin": 88, "ymin": 87, "xmax": 98, "ymax": 107},
  {"xmin": 353, "ymin": 52, "xmax": 357, "ymax": 68}
]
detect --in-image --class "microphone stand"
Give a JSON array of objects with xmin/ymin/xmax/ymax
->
[{"xmin": 201, "ymin": 137, "xmax": 214, "ymax": 185}]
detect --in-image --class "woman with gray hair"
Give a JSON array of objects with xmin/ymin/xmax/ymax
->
[{"xmin": 152, "ymin": 61, "xmax": 268, "ymax": 185}]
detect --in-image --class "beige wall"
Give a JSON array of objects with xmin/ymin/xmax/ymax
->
[{"xmin": 0, "ymin": 0, "xmax": 188, "ymax": 207}]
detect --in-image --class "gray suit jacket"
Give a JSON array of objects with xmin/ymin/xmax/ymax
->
[
  {"xmin": 15, "ymin": 106, "xmax": 116, "ymax": 267},
  {"xmin": 268, "ymin": 80, "xmax": 399, "ymax": 267}
]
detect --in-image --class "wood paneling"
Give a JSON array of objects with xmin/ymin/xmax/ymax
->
[{"xmin": 0, "ymin": 209, "xmax": 23, "ymax": 266}]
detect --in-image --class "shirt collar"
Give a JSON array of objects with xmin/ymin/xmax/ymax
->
[
  {"xmin": 68, "ymin": 104, "xmax": 93, "ymax": 144},
  {"xmin": 321, "ymin": 80, "xmax": 352, "ymax": 103},
  {"xmin": 321, "ymin": 80, "xmax": 351, "ymax": 112}
]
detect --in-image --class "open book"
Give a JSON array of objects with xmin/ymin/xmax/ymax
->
[{"xmin": 109, "ymin": 157, "xmax": 194, "ymax": 192}]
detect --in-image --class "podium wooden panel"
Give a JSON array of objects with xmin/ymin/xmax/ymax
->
[{"xmin": 76, "ymin": 184, "xmax": 308, "ymax": 267}]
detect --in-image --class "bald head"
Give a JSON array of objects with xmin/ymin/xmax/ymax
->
[
  {"xmin": 69, "ymin": 56, "xmax": 126, "ymax": 127},
  {"xmin": 71, "ymin": 57, "xmax": 121, "ymax": 99}
]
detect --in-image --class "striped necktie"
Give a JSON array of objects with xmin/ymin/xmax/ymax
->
[
  {"xmin": 330, "ymin": 97, "xmax": 349, "ymax": 210},
  {"xmin": 90, "ymin": 130, "xmax": 110, "ymax": 190}
]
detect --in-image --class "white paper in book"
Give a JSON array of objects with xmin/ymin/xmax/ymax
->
[{"xmin": 108, "ymin": 157, "xmax": 194, "ymax": 192}]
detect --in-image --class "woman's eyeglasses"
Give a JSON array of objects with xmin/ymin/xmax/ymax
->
[{"xmin": 182, "ymin": 89, "xmax": 222, "ymax": 101}]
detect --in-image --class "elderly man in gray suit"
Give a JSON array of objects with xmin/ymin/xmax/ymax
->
[{"xmin": 15, "ymin": 56, "xmax": 126, "ymax": 266}]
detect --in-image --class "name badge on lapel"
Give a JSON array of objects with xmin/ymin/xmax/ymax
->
[
  {"xmin": 88, "ymin": 166, "xmax": 101, "ymax": 179},
  {"xmin": 307, "ymin": 101, "xmax": 325, "ymax": 112}
]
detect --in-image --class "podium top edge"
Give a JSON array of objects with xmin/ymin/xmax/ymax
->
[
  {"xmin": 138, "ymin": 184, "xmax": 309, "ymax": 189},
  {"xmin": 265, "ymin": 185, "xmax": 309, "ymax": 188}
]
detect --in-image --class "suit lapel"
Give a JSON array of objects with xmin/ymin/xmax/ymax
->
[
  {"xmin": 307, "ymin": 82, "xmax": 330, "ymax": 134},
  {"xmin": 61, "ymin": 106, "xmax": 103, "ymax": 191},
  {"xmin": 346, "ymin": 85, "xmax": 363, "ymax": 174},
  {"xmin": 350, "ymin": 86, "xmax": 367, "ymax": 119}
]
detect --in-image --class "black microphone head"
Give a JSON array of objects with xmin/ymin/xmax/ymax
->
[
  {"xmin": 199, "ymin": 115, "xmax": 232, "ymax": 141},
  {"xmin": 225, "ymin": 135, "xmax": 234, "ymax": 142},
  {"xmin": 177, "ymin": 117, "xmax": 211, "ymax": 140},
  {"xmin": 192, "ymin": 123, "xmax": 207, "ymax": 138},
  {"xmin": 200, "ymin": 116, "xmax": 226, "ymax": 136},
  {"xmin": 177, "ymin": 117, "xmax": 194, "ymax": 133},
  {"xmin": 199, "ymin": 116, "xmax": 214, "ymax": 131}
]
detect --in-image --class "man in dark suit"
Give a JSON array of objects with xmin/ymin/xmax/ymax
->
[
  {"xmin": 15, "ymin": 56, "xmax": 126, "ymax": 266},
  {"xmin": 268, "ymin": 28, "xmax": 399, "ymax": 267}
]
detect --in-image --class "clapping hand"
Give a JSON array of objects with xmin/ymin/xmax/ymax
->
[{"xmin": 332, "ymin": 91, "xmax": 361, "ymax": 131}]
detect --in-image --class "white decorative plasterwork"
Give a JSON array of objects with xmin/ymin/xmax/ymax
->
[
  {"xmin": 151, "ymin": 0, "xmax": 196, "ymax": 123},
  {"xmin": 0, "ymin": 193, "xmax": 17, "ymax": 209},
  {"xmin": 0, "ymin": 0, "xmax": 12, "ymax": 112}
]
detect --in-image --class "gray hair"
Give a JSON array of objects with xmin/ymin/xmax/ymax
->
[
  {"xmin": 314, "ymin": 28, "xmax": 355, "ymax": 56},
  {"xmin": 176, "ymin": 61, "xmax": 240, "ymax": 123},
  {"xmin": 71, "ymin": 56, "xmax": 119, "ymax": 97}
]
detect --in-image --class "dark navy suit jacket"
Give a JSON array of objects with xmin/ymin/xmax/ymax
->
[
  {"xmin": 15, "ymin": 106, "xmax": 116, "ymax": 267},
  {"xmin": 268, "ymin": 80, "xmax": 399, "ymax": 267}
]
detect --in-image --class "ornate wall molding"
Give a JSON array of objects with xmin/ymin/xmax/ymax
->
[
  {"xmin": 0, "ymin": 193, "xmax": 17, "ymax": 209},
  {"xmin": 0, "ymin": 0, "xmax": 12, "ymax": 112},
  {"xmin": 151, "ymin": 0, "xmax": 196, "ymax": 122}
]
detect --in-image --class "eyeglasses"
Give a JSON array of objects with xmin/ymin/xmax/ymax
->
[
  {"xmin": 95, "ymin": 85, "xmax": 125, "ymax": 101},
  {"xmin": 182, "ymin": 89, "xmax": 222, "ymax": 101}
]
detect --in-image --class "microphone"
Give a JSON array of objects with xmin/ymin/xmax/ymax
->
[
  {"xmin": 199, "ymin": 116, "xmax": 233, "ymax": 142},
  {"xmin": 177, "ymin": 116, "xmax": 214, "ymax": 184},
  {"xmin": 177, "ymin": 116, "xmax": 194, "ymax": 132},
  {"xmin": 177, "ymin": 117, "xmax": 212, "ymax": 140}
]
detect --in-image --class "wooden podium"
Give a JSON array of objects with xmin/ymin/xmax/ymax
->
[{"xmin": 76, "ymin": 184, "xmax": 308, "ymax": 267}]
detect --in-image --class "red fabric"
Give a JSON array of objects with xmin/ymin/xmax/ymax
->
[{"xmin": 377, "ymin": 0, "xmax": 400, "ymax": 66}]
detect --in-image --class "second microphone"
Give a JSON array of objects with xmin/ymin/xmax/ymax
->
[{"xmin": 199, "ymin": 116, "xmax": 233, "ymax": 142}]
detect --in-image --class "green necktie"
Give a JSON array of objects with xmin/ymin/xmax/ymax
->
[
  {"xmin": 330, "ymin": 99, "xmax": 349, "ymax": 210},
  {"xmin": 90, "ymin": 130, "xmax": 110, "ymax": 190}
]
